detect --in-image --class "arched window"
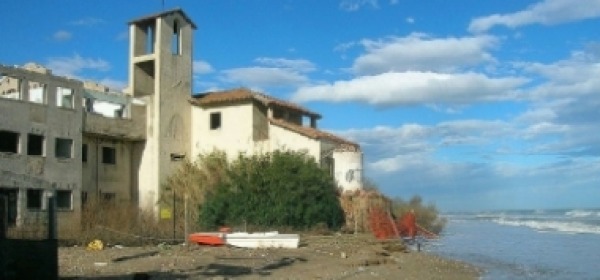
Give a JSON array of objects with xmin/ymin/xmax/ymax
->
[{"xmin": 172, "ymin": 20, "xmax": 181, "ymax": 55}]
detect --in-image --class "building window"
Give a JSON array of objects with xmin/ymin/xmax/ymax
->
[
  {"xmin": 172, "ymin": 20, "xmax": 181, "ymax": 55},
  {"xmin": 0, "ymin": 75, "xmax": 22, "ymax": 100},
  {"xmin": 0, "ymin": 131, "xmax": 19, "ymax": 153},
  {"xmin": 28, "ymin": 81, "xmax": 46, "ymax": 104},
  {"xmin": 55, "ymin": 138, "xmax": 73, "ymax": 159},
  {"xmin": 27, "ymin": 134, "xmax": 44, "ymax": 156},
  {"xmin": 102, "ymin": 146, "xmax": 116, "ymax": 164},
  {"xmin": 82, "ymin": 144, "xmax": 88, "ymax": 162},
  {"xmin": 27, "ymin": 189, "xmax": 43, "ymax": 210},
  {"xmin": 56, "ymin": 190, "xmax": 72, "ymax": 210},
  {"xmin": 146, "ymin": 24, "xmax": 155, "ymax": 54},
  {"xmin": 210, "ymin": 112, "xmax": 221, "ymax": 130},
  {"xmin": 56, "ymin": 87, "xmax": 74, "ymax": 109}
]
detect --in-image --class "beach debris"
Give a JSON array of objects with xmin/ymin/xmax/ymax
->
[
  {"xmin": 93, "ymin": 262, "xmax": 108, "ymax": 267},
  {"xmin": 87, "ymin": 239, "xmax": 104, "ymax": 251}
]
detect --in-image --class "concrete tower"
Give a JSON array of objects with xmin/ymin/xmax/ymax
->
[{"xmin": 128, "ymin": 9, "xmax": 196, "ymax": 212}]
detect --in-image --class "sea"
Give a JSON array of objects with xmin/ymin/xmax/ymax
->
[{"xmin": 426, "ymin": 208, "xmax": 600, "ymax": 279}]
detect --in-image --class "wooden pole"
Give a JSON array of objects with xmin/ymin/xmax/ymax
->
[{"xmin": 184, "ymin": 194, "xmax": 188, "ymax": 246}]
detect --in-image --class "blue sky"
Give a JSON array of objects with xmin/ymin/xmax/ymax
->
[{"xmin": 2, "ymin": 0, "xmax": 600, "ymax": 211}]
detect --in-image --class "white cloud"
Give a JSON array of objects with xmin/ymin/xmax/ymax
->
[
  {"xmin": 469, "ymin": 0, "xmax": 600, "ymax": 33},
  {"xmin": 193, "ymin": 60, "xmax": 214, "ymax": 75},
  {"xmin": 517, "ymin": 50, "xmax": 600, "ymax": 99},
  {"xmin": 293, "ymin": 71, "xmax": 526, "ymax": 106},
  {"xmin": 352, "ymin": 33, "xmax": 498, "ymax": 74},
  {"xmin": 254, "ymin": 57, "xmax": 316, "ymax": 73},
  {"xmin": 70, "ymin": 17, "xmax": 105, "ymax": 26},
  {"xmin": 340, "ymin": 0, "xmax": 379, "ymax": 11},
  {"xmin": 53, "ymin": 30, "xmax": 72, "ymax": 41},
  {"xmin": 405, "ymin": 17, "xmax": 415, "ymax": 24},
  {"xmin": 46, "ymin": 54, "xmax": 110, "ymax": 77},
  {"xmin": 218, "ymin": 57, "xmax": 316, "ymax": 88},
  {"xmin": 222, "ymin": 67, "xmax": 309, "ymax": 88}
]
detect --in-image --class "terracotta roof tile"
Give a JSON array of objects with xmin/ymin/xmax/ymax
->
[
  {"xmin": 191, "ymin": 88, "xmax": 321, "ymax": 118},
  {"xmin": 269, "ymin": 118, "xmax": 359, "ymax": 150}
]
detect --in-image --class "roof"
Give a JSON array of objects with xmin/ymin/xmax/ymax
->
[
  {"xmin": 269, "ymin": 118, "xmax": 360, "ymax": 150},
  {"xmin": 128, "ymin": 8, "xmax": 197, "ymax": 29},
  {"xmin": 190, "ymin": 88, "xmax": 321, "ymax": 118}
]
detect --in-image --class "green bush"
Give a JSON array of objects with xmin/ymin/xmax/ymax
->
[
  {"xmin": 392, "ymin": 195, "xmax": 447, "ymax": 234},
  {"xmin": 198, "ymin": 150, "xmax": 345, "ymax": 231}
]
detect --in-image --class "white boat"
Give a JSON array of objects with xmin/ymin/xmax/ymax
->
[{"xmin": 224, "ymin": 231, "xmax": 300, "ymax": 248}]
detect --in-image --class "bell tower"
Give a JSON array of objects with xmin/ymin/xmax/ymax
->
[{"xmin": 128, "ymin": 9, "xmax": 196, "ymax": 212}]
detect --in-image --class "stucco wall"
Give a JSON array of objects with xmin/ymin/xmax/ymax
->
[
  {"xmin": 81, "ymin": 136, "xmax": 135, "ymax": 203},
  {"xmin": 333, "ymin": 150, "xmax": 363, "ymax": 192},
  {"xmin": 131, "ymin": 13, "xmax": 194, "ymax": 212},
  {"xmin": 191, "ymin": 103, "xmax": 256, "ymax": 159},
  {"xmin": 268, "ymin": 124, "xmax": 321, "ymax": 160},
  {"xmin": 0, "ymin": 64, "xmax": 83, "ymax": 228}
]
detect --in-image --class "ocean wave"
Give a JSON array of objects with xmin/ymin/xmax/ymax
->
[
  {"xmin": 565, "ymin": 209, "xmax": 600, "ymax": 218},
  {"xmin": 493, "ymin": 218, "xmax": 600, "ymax": 234}
]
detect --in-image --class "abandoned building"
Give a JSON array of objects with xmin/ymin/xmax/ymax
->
[{"xmin": 0, "ymin": 9, "xmax": 363, "ymax": 230}]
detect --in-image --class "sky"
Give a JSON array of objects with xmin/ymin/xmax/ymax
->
[{"xmin": 1, "ymin": 0, "xmax": 600, "ymax": 211}]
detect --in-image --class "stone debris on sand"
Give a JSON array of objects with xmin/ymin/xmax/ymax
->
[{"xmin": 60, "ymin": 234, "xmax": 480, "ymax": 279}]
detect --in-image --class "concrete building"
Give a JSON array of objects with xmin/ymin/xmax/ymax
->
[{"xmin": 0, "ymin": 9, "xmax": 362, "ymax": 230}]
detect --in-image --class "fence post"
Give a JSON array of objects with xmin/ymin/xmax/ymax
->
[
  {"xmin": 0, "ymin": 195, "xmax": 7, "ymax": 239},
  {"xmin": 47, "ymin": 196, "xmax": 57, "ymax": 240}
]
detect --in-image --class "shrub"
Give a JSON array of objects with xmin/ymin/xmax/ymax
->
[
  {"xmin": 198, "ymin": 150, "xmax": 345, "ymax": 231},
  {"xmin": 392, "ymin": 195, "xmax": 447, "ymax": 234}
]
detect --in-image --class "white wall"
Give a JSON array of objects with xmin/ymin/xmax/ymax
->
[
  {"xmin": 191, "ymin": 104, "xmax": 256, "ymax": 159},
  {"xmin": 333, "ymin": 150, "xmax": 363, "ymax": 192},
  {"xmin": 268, "ymin": 124, "xmax": 321, "ymax": 160}
]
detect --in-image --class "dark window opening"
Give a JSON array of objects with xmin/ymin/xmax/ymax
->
[
  {"xmin": 0, "ymin": 131, "xmax": 19, "ymax": 153},
  {"xmin": 55, "ymin": 138, "xmax": 73, "ymax": 158},
  {"xmin": 82, "ymin": 144, "xmax": 88, "ymax": 162},
  {"xmin": 56, "ymin": 190, "xmax": 72, "ymax": 209},
  {"xmin": 172, "ymin": 20, "xmax": 181, "ymax": 55},
  {"xmin": 210, "ymin": 112, "xmax": 221, "ymax": 130},
  {"xmin": 0, "ymin": 189, "xmax": 18, "ymax": 226},
  {"xmin": 102, "ymin": 146, "xmax": 116, "ymax": 164},
  {"xmin": 27, "ymin": 189, "xmax": 43, "ymax": 209},
  {"xmin": 27, "ymin": 134, "xmax": 44, "ymax": 156}
]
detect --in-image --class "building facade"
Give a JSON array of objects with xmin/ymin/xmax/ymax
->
[{"xmin": 0, "ymin": 9, "xmax": 362, "ymax": 230}]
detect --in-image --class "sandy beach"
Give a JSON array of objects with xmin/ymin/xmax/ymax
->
[{"xmin": 59, "ymin": 234, "xmax": 479, "ymax": 279}]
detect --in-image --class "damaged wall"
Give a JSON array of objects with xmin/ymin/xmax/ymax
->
[{"xmin": 0, "ymin": 64, "xmax": 83, "ymax": 232}]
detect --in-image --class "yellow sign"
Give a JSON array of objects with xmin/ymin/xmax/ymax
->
[{"xmin": 160, "ymin": 207, "xmax": 172, "ymax": 219}]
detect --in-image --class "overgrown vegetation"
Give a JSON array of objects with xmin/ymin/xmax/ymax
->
[
  {"xmin": 392, "ymin": 195, "xmax": 447, "ymax": 234},
  {"xmin": 66, "ymin": 150, "xmax": 444, "ymax": 245},
  {"xmin": 159, "ymin": 151, "xmax": 229, "ymax": 233},
  {"xmin": 198, "ymin": 151, "xmax": 345, "ymax": 231}
]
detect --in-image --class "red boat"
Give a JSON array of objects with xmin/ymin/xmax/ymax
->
[{"xmin": 188, "ymin": 233, "xmax": 225, "ymax": 246}]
